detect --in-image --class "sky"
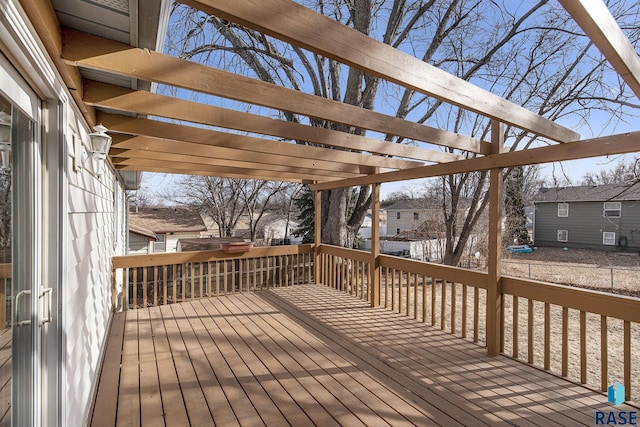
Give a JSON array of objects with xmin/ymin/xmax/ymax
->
[{"xmin": 138, "ymin": 1, "xmax": 640, "ymax": 203}]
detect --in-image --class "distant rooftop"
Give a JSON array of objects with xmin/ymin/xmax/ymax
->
[
  {"xmin": 533, "ymin": 181, "xmax": 640, "ymax": 203},
  {"xmin": 129, "ymin": 207, "xmax": 207, "ymax": 233}
]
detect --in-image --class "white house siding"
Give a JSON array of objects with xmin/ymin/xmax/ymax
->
[
  {"xmin": 1, "ymin": 1, "xmax": 128, "ymax": 424},
  {"xmin": 64, "ymin": 108, "xmax": 127, "ymax": 426}
]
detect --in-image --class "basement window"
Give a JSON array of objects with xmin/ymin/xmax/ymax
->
[
  {"xmin": 557, "ymin": 230, "xmax": 568, "ymax": 242},
  {"xmin": 603, "ymin": 232, "xmax": 616, "ymax": 246}
]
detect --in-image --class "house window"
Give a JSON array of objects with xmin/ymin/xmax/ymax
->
[
  {"xmin": 557, "ymin": 230, "xmax": 568, "ymax": 242},
  {"xmin": 413, "ymin": 212, "xmax": 419, "ymax": 221},
  {"xmin": 603, "ymin": 232, "xmax": 616, "ymax": 246},
  {"xmin": 396, "ymin": 228, "xmax": 400, "ymax": 234},
  {"xmin": 557, "ymin": 203, "xmax": 568, "ymax": 217},
  {"xmin": 396, "ymin": 212, "xmax": 401, "ymax": 219},
  {"xmin": 603, "ymin": 202, "xmax": 621, "ymax": 218},
  {"xmin": 154, "ymin": 234, "xmax": 166, "ymax": 252}
]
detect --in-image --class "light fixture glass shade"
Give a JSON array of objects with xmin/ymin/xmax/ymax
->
[{"xmin": 88, "ymin": 124, "xmax": 112, "ymax": 160}]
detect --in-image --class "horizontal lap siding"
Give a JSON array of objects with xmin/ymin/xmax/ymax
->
[
  {"xmin": 64, "ymin": 118, "xmax": 127, "ymax": 426},
  {"xmin": 534, "ymin": 201, "xmax": 639, "ymax": 249}
]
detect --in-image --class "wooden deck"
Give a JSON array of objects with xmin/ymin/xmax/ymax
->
[{"xmin": 91, "ymin": 284, "xmax": 637, "ymax": 426}]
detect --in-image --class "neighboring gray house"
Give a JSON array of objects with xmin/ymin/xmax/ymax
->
[{"xmin": 533, "ymin": 182, "xmax": 640, "ymax": 250}]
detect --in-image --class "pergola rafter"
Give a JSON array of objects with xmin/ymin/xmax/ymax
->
[
  {"xmin": 61, "ymin": 29, "xmax": 490, "ymax": 155},
  {"xmin": 83, "ymin": 80, "xmax": 461, "ymax": 164}
]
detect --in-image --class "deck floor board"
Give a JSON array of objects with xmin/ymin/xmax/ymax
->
[{"xmin": 92, "ymin": 285, "xmax": 636, "ymax": 426}]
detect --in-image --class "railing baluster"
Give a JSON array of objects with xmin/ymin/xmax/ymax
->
[
  {"xmin": 384, "ymin": 267, "xmax": 389, "ymax": 308},
  {"xmin": 431, "ymin": 277, "xmax": 436, "ymax": 327},
  {"xmin": 528, "ymin": 299, "xmax": 534, "ymax": 364},
  {"xmin": 450, "ymin": 282, "xmax": 456, "ymax": 335},
  {"xmin": 580, "ymin": 310, "xmax": 587, "ymax": 383},
  {"xmin": 121, "ymin": 268, "xmax": 127, "ymax": 311},
  {"xmin": 562, "ymin": 306, "xmax": 568, "ymax": 377},
  {"xmin": 512, "ymin": 295, "xmax": 518, "ymax": 358},
  {"xmin": 413, "ymin": 273, "xmax": 418, "ymax": 320},
  {"xmin": 142, "ymin": 267, "xmax": 148, "ymax": 308},
  {"xmin": 544, "ymin": 302, "xmax": 550, "ymax": 370},
  {"xmin": 440, "ymin": 279, "xmax": 446, "ymax": 331},
  {"xmin": 405, "ymin": 271, "xmax": 410, "ymax": 317},
  {"xmin": 391, "ymin": 268, "xmax": 396, "ymax": 311},
  {"xmin": 223, "ymin": 261, "xmax": 228, "ymax": 296},
  {"xmin": 182, "ymin": 263, "xmax": 186, "ymax": 302},
  {"xmin": 191, "ymin": 262, "xmax": 195, "ymax": 300},
  {"xmin": 162, "ymin": 265, "xmax": 167, "ymax": 305},
  {"xmin": 624, "ymin": 320, "xmax": 631, "ymax": 401},
  {"xmin": 132, "ymin": 267, "xmax": 138, "ymax": 310},
  {"xmin": 153, "ymin": 266, "xmax": 158, "ymax": 306},
  {"xmin": 462, "ymin": 284, "xmax": 467, "ymax": 338},
  {"xmin": 600, "ymin": 316, "xmax": 607, "ymax": 392},
  {"xmin": 473, "ymin": 286, "xmax": 479, "ymax": 344},
  {"xmin": 421, "ymin": 275, "xmax": 427, "ymax": 323}
]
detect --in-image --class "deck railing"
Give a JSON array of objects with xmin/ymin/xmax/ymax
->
[
  {"xmin": 111, "ymin": 243, "xmax": 640, "ymax": 402},
  {"xmin": 317, "ymin": 244, "xmax": 640, "ymax": 402},
  {"xmin": 111, "ymin": 244, "xmax": 314, "ymax": 311}
]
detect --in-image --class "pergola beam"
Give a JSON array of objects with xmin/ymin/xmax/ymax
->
[
  {"xmin": 559, "ymin": 0, "xmax": 640, "ymax": 100},
  {"xmin": 84, "ymin": 80, "xmax": 461, "ymax": 164},
  {"xmin": 115, "ymin": 160, "xmax": 327, "ymax": 183},
  {"xmin": 309, "ymin": 131, "xmax": 640, "ymax": 191},
  {"xmin": 184, "ymin": 0, "xmax": 580, "ymax": 143},
  {"xmin": 110, "ymin": 148, "xmax": 362, "ymax": 179},
  {"xmin": 99, "ymin": 113, "xmax": 418, "ymax": 172},
  {"xmin": 62, "ymin": 29, "xmax": 489, "ymax": 154}
]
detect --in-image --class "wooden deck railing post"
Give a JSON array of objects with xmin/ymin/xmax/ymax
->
[
  {"xmin": 370, "ymin": 180, "xmax": 381, "ymax": 307},
  {"xmin": 314, "ymin": 188, "xmax": 322, "ymax": 285},
  {"xmin": 487, "ymin": 120, "xmax": 504, "ymax": 356}
]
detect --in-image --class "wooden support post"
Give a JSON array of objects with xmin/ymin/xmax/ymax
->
[
  {"xmin": 487, "ymin": 120, "xmax": 504, "ymax": 356},
  {"xmin": 370, "ymin": 180, "xmax": 381, "ymax": 307},
  {"xmin": 314, "ymin": 188, "xmax": 322, "ymax": 285}
]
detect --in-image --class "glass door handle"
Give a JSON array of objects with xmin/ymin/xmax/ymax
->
[
  {"xmin": 14, "ymin": 289, "xmax": 32, "ymax": 326},
  {"xmin": 40, "ymin": 288, "xmax": 53, "ymax": 325}
]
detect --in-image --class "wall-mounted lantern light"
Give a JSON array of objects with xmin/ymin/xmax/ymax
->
[
  {"xmin": 0, "ymin": 110, "xmax": 11, "ymax": 172},
  {"xmin": 87, "ymin": 124, "xmax": 112, "ymax": 177}
]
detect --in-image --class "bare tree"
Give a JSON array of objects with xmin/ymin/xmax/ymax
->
[
  {"xmin": 167, "ymin": 0, "xmax": 640, "ymax": 261},
  {"xmin": 168, "ymin": 176, "xmax": 294, "ymax": 240},
  {"xmin": 582, "ymin": 157, "xmax": 640, "ymax": 185}
]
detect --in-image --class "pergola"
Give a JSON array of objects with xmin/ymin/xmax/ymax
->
[{"xmin": 24, "ymin": 0, "xmax": 640, "ymax": 360}]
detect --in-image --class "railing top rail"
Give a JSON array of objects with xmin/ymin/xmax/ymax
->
[
  {"xmin": 502, "ymin": 275, "xmax": 640, "ymax": 323},
  {"xmin": 379, "ymin": 254, "xmax": 488, "ymax": 288},
  {"xmin": 113, "ymin": 244, "xmax": 314, "ymax": 268},
  {"xmin": 319, "ymin": 244, "xmax": 371, "ymax": 263}
]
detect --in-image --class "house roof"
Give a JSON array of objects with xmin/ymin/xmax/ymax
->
[
  {"xmin": 385, "ymin": 199, "xmax": 430, "ymax": 211},
  {"xmin": 129, "ymin": 207, "xmax": 207, "ymax": 234},
  {"xmin": 533, "ymin": 181, "xmax": 640, "ymax": 203},
  {"xmin": 128, "ymin": 223, "xmax": 156, "ymax": 240}
]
